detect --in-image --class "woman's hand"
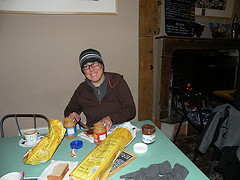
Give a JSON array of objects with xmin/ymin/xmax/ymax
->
[
  {"xmin": 99, "ymin": 116, "xmax": 112, "ymax": 131},
  {"xmin": 69, "ymin": 112, "xmax": 81, "ymax": 122}
]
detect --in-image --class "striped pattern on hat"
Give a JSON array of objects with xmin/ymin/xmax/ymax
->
[{"xmin": 79, "ymin": 49, "xmax": 104, "ymax": 68}]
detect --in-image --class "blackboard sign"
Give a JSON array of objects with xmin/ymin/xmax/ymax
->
[
  {"xmin": 109, "ymin": 150, "xmax": 137, "ymax": 177},
  {"xmin": 165, "ymin": 0, "xmax": 195, "ymax": 37}
]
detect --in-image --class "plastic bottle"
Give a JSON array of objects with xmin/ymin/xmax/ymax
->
[
  {"xmin": 64, "ymin": 117, "xmax": 77, "ymax": 139},
  {"xmin": 93, "ymin": 122, "xmax": 107, "ymax": 145}
]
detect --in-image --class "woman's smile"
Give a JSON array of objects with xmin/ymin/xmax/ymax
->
[{"xmin": 84, "ymin": 62, "xmax": 105, "ymax": 87}]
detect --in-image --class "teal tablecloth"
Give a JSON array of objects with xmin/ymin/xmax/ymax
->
[{"xmin": 0, "ymin": 120, "xmax": 209, "ymax": 179}]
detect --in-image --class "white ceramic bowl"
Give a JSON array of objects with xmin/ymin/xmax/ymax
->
[{"xmin": 0, "ymin": 172, "xmax": 23, "ymax": 180}]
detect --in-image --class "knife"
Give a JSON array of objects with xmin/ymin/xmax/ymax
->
[{"xmin": 77, "ymin": 120, "xmax": 90, "ymax": 130}]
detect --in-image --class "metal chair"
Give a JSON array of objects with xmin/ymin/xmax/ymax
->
[
  {"xmin": 172, "ymin": 74, "xmax": 206, "ymax": 144},
  {"xmin": 0, "ymin": 114, "xmax": 49, "ymax": 138}
]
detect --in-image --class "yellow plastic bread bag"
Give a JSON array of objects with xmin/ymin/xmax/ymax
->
[
  {"xmin": 70, "ymin": 122, "xmax": 137, "ymax": 180},
  {"xmin": 23, "ymin": 119, "xmax": 66, "ymax": 165}
]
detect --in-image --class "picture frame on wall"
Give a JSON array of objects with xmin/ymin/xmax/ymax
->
[
  {"xmin": 195, "ymin": 0, "xmax": 235, "ymax": 18},
  {"xmin": 0, "ymin": 0, "xmax": 118, "ymax": 15}
]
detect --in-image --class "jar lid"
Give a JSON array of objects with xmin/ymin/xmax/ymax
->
[
  {"xmin": 133, "ymin": 143, "xmax": 148, "ymax": 154},
  {"xmin": 70, "ymin": 140, "xmax": 83, "ymax": 149},
  {"xmin": 142, "ymin": 124, "xmax": 155, "ymax": 130}
]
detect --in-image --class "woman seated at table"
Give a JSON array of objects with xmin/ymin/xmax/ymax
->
[{"xmin": 64, "ymin": 48, "xmax": 136, "ymax": 131}]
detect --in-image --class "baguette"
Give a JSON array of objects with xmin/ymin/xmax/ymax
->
[{"xmin": 47, "ymin": 163, "xmax": 69, "ymax": 180}]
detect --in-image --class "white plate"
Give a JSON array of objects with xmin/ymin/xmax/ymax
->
[
  {"xmin": 38, "ymin": 160, "xmax": 79, "ymax": 180},
  {"xmin": 18, "ymin": 135, "xmax": 44, "ymax": 147}
]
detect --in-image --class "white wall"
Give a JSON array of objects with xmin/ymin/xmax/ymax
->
[{"xmin": 0, "ymin": 0, "xmax": 139, "ymax": 137}]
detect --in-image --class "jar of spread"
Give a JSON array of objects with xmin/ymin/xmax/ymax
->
[
  {"xmin": 64, "ymin": 117, "xmax": 77, "ymax": 139},
  {"xmin": 142, "ymin": 124, "xmax": 156, "ymax": 144},
  {"xmin": 93, "ymin": 122, "xmax": 107, "ymax": 145}
]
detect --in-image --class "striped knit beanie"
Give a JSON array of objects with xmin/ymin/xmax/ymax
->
[{"xmin": 79, "ymin": 48, "xmax": 104, "ymax": 73}]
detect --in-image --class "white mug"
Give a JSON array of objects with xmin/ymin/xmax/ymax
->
[
  {"xmin": 0, "ymin": 170, "xmax": 23, "ymax": 180},
  {"xmin": 24, "ymin": 129, "xmax": 38, "ymax": 144}
]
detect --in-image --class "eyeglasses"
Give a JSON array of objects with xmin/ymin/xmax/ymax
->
[{"xmin": 83, "ymin": 61, "xmax": 100, "ymax": 71}]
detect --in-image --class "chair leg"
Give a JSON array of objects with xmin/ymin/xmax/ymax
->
[
  {"xmin": 173, "ymin": 75, "xmax": 189, "ymax": 144},
  {"xmin": 173, "ymin": 119, "xmax": 183, "ymax": 143},
  {"xmin": 193, "ymin": 151, "xmax": 198, "ymax": 163},
  {"xmin": 208, "ymin": 160, "xmax": 216, "ymax": 177}
]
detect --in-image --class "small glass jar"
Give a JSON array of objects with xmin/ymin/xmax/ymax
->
[
  {"xmin": 93, "ymin": 122, "xmax": 107, "ymax": 145},
  {"xmin": 142, "ymin": 124, "xmax": 156, "ymax": 144},
  {"xmin": 64, "ymin": 117, "xmax": 77, "ymax": 139}
]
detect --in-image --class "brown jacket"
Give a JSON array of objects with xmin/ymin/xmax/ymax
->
[{"xmin": 64, "ymin": 72, "xmax": 136, "ymax": 127}]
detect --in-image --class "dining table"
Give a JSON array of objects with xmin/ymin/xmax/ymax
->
[{"xmin": 0, "ymin": 120, "xmax": 209, "ymax": 180}]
